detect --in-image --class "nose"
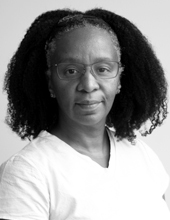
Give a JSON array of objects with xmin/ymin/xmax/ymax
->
[{"xmin": 77, "ymin": 67, "xmax": 99, "ymax": 93}]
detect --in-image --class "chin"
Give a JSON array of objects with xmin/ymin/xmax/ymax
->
[{"xmin": 74, "ymin": 114, "xmax": 106, "ymax": 127}]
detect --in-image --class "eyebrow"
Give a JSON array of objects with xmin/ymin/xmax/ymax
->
[{"xmin": 58, "ymin": 57, "xmax": 116, "ymax": 63}]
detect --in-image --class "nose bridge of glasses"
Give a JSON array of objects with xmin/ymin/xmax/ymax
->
[
  {"xmin": 79, "ymin": 64, "xmax": 99, "ymax": 91},
  {"xmin": 82, "ymin": 64, "xmax": 96, "ymax": 77}
]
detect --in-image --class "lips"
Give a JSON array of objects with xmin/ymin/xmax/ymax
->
[
  {"xmin": 76, "ymin": 100, "xmax": 102, "ymax": 110},
  {"xmin": 77, "ymin": 100, "xmax": 101, "ymax": 105}
]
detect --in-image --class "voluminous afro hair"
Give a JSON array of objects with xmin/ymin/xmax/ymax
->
[{"xmin": 3, "ymin": 8, "xmax": 168, "ymax": 141}]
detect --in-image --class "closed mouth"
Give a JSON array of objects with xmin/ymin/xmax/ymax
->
[
  {"xmin": 76, "ymin": 100, "xmax": 102, "ymax": 110},
  {"xmin": 77, "ymin": 100, "xmax": 101, "ymax": 105}
]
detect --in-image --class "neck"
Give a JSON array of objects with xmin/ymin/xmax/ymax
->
[{"xmin": 51, "ymin": 118, "xmax": 108, "ymax": 154}]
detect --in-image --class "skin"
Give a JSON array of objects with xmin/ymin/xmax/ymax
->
[{"xmin": 48, "ymin": 26, "xmax": 121, "ymax": 167}]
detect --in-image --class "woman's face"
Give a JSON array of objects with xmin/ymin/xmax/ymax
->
[{"xmin": 48, "ymin": 26, "xmax": 121, "ymax": 128}]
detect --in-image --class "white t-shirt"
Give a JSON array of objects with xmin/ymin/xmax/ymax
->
[{"xmin": 0, "ymin": 128, "xmax": 170, "ymax": 220}]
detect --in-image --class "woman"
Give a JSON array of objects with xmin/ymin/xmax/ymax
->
[{"xmin": 0, "ymin": 8, "xmax": 170, "ymax": 219}]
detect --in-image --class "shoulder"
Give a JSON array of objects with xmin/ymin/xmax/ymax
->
[
  {"xmin": 0, "ymin": 130, "xmax": 64, "ymax": 200},
  {"xmin": 0, "ymin": 131, "xmax": 51, "ymax": 218},
  {"xmin": 0, "ymin": 131, "xmax": 65, "ymax": 181},
  {"xmin": 107, "ymin": 127, "xmax": 169, "ymax": 196},
  {"xmin": 107, "ymin": 127, "xmax": 165, "ymax": 162}
]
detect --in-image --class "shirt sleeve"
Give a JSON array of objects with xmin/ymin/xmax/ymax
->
[
  {"xmin": 0, "ymin": 155, "xmax": 49, "ymax": 220},
  {"xmin": 137, "ymin": 139, "xmax": 170, "ymax": 197}
]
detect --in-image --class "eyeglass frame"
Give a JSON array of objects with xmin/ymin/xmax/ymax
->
[{"xmin": 54, "ymin": 61, "xmax": 121, "ymax": 80}]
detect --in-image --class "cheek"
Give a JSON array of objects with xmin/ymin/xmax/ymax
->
[
  {"xmin": 51, "ymin": 80, "xmax": 75, "ymax": 109},
  {"xmin": 55, "ymin": 86, "xmax": 69, "ymax": 105},
  {"xmin": 104, "ymin": 80, "xmax": 119, "ymax": 103}
]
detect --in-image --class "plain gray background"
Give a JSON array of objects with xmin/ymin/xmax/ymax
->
[{"xmin": 0, "ymin": 0, "xmax": 170, "ymax": 209}]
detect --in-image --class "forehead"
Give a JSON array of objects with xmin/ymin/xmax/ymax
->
[{"xmin": 50, "ymin": 26, "xmax": 119, "ymax": 63}]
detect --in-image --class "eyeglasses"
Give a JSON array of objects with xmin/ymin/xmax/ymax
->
[{"xmin": 54, "ymin": 61, "xmax": 120, "ymax": 80}]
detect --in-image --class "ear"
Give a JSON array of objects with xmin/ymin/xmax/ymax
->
[
  {"xmin": 46, "ymin": 70, "xmax": 56, "ymax": 98},
  {"xmin": 116, "ymin": 75, "xmax": 122, "ymax": 94},
  {"xmin": 116, "ymin": 84, "xmax": 121, "ymax": 94}
]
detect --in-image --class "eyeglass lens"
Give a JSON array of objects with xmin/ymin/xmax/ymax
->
[{"xmin": 56, "ymin": 61, "xmax": 119, "ymax": 79}]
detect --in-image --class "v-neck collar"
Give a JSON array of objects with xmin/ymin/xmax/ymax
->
[{"xmin": 39, "ymin": 127, "xmax": 116, "ymax": 170}]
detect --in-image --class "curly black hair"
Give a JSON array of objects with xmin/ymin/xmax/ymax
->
[{"xmin": 3, "ymin": 8, "xmax": 168, "ymax": 141}]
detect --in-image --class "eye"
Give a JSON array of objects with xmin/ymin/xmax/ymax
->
[
  {"xmin": 65, "ymin": 68, "xmax": 78, "ymax": 75},
  {"xmin": 96, "ymin": 64, "xmax": 112, "ymax": 74},
  {"xmin": 98, "ymin": 67, "xmax": 111, "ymax": 73},
  {"xmin": 63, "ymin": 65, "xmax": 80, "ymax": 77},
  {"xmin": 57, "ymin": 63, "xmax": 83, "ymax": 79}
]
